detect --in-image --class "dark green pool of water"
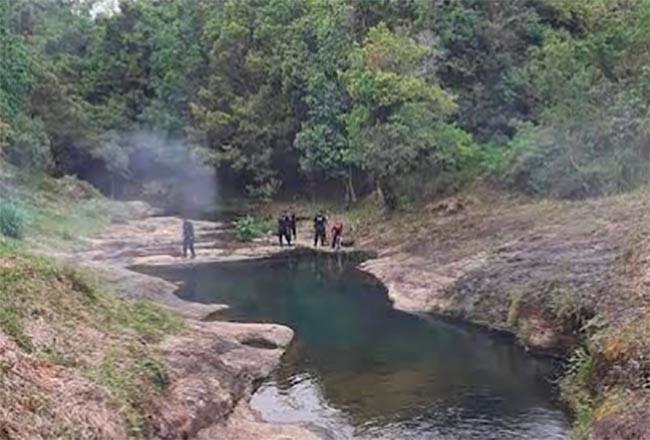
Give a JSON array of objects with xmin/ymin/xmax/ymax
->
[{"xmin": 138, "ymin": 255, "xmax": 570, "ymax": 440}]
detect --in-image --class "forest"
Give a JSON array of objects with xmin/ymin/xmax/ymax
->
[{"xmin": 1, "ymin": 0, "xmax": 649, "ymax": 208}]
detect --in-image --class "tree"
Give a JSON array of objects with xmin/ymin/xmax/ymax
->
[
  {"xmin": 343, "ymin": 23, "xmax": 461, "ymax": 209},
  {"xmin": 292, "ymin": 0, "xmax": 360, "ymax": 203},
  {"xmin": 1, "ymin": 0, "xmax": 647, "ymax": 204},
  {"xmin": 189, "ymin": 0, "xmax": 302, "ymax": 198},
  {"xmin": 0, "ymin": 2, "xmax": 36, "ymax": 119},
  {"xmin": 5, "ymin": 114, "xmax": 52, "ymax": 170}
]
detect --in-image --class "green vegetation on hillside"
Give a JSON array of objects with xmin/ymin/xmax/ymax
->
[
  {"xmin": 0, "ymin": 239, "xmax": 182, "ymax": 438},
  {"xmin": 0, "ymin": 163, "xmax": 149, "ymax": 251},
  {"xmin": 0, "ymin": 164, "xmax": 181, "ymax": 438},
  {"xmin": 0, "ymin": 0, "xmax": 648, "ymax": 207}
]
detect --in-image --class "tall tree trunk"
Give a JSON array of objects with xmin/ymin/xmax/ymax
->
[
  {"xmin": 378, "ymin": 177, "xmax": 397, "ymax": 211},
  {"xmin": 344, "ymin": 170, "xmax": 357, "ymax": 209}
]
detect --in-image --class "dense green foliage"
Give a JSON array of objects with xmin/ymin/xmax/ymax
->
[
  {"xmin": 1, "ymin": 0, "xmax": 648, "ymax": 206},
  {"xmin": 234, "ymin": 214, "xmax": 273, "ymax": 242},
  {"xmin": 0, "ymin": 201, "xmax": 26, "ymax": 239}
]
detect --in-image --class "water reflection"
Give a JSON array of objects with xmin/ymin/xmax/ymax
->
[{"xmin": 136, "ymin": 256, "xmax": 570, "ymax": 439}]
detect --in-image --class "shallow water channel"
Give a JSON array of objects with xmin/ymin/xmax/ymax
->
[{"xmin": 141, "ymin": 254, "xmax": 571, "ymax": 440}]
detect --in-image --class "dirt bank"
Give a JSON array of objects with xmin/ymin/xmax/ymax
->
[{"xmin": 353, "ymin": 189, "xmax": 650, "ymax": 439}]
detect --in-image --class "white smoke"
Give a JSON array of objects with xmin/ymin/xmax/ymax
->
[{"xmin": 124, "ymin": 130, "xmax": 219, "ymax": 216}]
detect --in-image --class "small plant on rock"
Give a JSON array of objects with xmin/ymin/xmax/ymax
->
[{"xmin": 234, "ymin": 215, "xmax": 272, "ymax": 242}]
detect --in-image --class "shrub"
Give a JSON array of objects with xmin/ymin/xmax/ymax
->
[
  {"xmin": 5, "ymin": 114, "xmax": 52, "ymax": 171},
  {"xmin": 234, "ymin": 215, "xmax": 272, "ymax": 242},
  {"xmin": 245, "ymin": 179, "xmax": 281, "ymax": 202},
  {"xmin": 0, "ymin": 201, "xmax": 26, "ymax": 239},
  {"xmin": 561, "ymin": 346, "xmax": 596, "ymax": 439},
  {"xmin": 566, "ymin": 347, "xmax": 594, "ymax": 387},
  {"xmin": 0, "ymin": 117, "xmax": 9, "ymax": 151}
]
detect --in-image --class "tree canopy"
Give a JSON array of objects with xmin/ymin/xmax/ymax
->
[{"xmin": 1, "ymin": 0, "xmax": 648, "ymax": 205}]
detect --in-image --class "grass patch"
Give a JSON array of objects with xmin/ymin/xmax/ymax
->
[
  {"xmin": 0, "ymin": 166, "xmax": 184, "ymax": 437},
  {"xmin": 0, "ymin": 201, "xmax": 27, "ymax": 239},
  {"xmin": 89, "ymin": 345, "xmax": 169, "ymax": 437},
  {"xmin": 234, "ymin": 215, "xmax": 273, "ymax": 241},
  {"xmin": 0, "ymin": 307, "xmax": 33, "ymax": 352},
  {"xmin": 2, "ymin": 168, "xmax": 142, "ymax": 250},
  {"xmin": 507, "ymin": 290, "xmax": 525, "ymax": 328},
  {"xmin": 0, "ymin": 250, "xmax": 182, "ymax": 437},
  {"xmin": 561, "ymin": 347, "xmax": 596, "ymax": 440},
  {"xmin": 0, "ymin": 252, "xmax": 183, "ymax": 346},
  {"xmin": 571, "ymin": 396, "xmax": 596, "ymax": 440},
  {"xmin": 112, "ymin": 299, "xmax": 183, "ymax": 342}
]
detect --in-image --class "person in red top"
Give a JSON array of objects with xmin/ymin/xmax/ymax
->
[{"xmin": 331, "ymin": 220, "xmax": 343, "ymax": 250}]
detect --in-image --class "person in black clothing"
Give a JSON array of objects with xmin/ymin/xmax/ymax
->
[
  {"xmin": 182, "ymin": 218, "xmax": 196, "ymax": 258},
  {"xmin": 313, "ymin": 211, "xmax": 327, "ymax": 247},
  {"xmin": 277, "ymin": 212, "xmax": 292, "ymax": 246},
  {"xmin": 289, "ymin": 211, "xmax": 297, "ymax": 240}
]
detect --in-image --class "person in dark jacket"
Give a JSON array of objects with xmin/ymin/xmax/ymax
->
[
  {"xmin": 289, "ymin": 211, "xmax": 297, "ymax": 240},
  {"xmin": 313, "ymin": 211, "xmax": 327, "ymax": 247},
  {"xmin": 277, "ymin": 212, "xmax": 292, "ymax": 246},
  {"xmin": 182, "ymin": 218, "xmax": 196, "ymax": 258}
]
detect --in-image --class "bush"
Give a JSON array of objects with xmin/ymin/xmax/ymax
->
[
  {"xmin": 245, "ymin": 179, "xmax": 281, "ymax": 203},
  {"xmin": 5, "ymin": 114, "xmax": 52, "ymax": 171},
  {"xmin": 0, "ymin": 118, "xmax": 9, "ymax": 151},
  {"xmin": 0, "ymin": 201, "xmax": 26, "ymax": 239},
  {"xmin": 505, "ymin": 106, "xmax": 650, "ymax": 199},
  {"xmin": 234, "ymin": 215, "xmax": 272, "ymax": 242}
]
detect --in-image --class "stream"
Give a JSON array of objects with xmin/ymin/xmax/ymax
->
[{"xmin": 139, "ymin": 254, "xmax": 571, "ymax": 440}]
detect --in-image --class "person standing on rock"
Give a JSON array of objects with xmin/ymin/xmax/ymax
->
[
  {"xmin": 313, "ymin": 211, "xmax": 327, "ymax": 247},
  {"xmin": 289, "ymin": 210, "xmax": 297, "ymax": 240},
  {"xmin": 331, "ymin": 220, "xmax": 343, "ymax": 251},
  {"xmin": 278, "ymin": 212, "xmax": 292, "ymax": 247},
  {"xmin": 182, "ymin": 218, "xmax": 196, "ymax": 259}
]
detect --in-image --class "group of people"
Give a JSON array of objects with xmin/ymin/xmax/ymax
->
[
  {"xmin": 180, "ymin": 209, "xmax": 346, "ymax": 259},
  {"xmin": 278, "ymin": 210, "xmax": 344, "ymax": 250},
  {"xmin": 276, "ymin": 211, "xmax": 297, "ymax": 246}
]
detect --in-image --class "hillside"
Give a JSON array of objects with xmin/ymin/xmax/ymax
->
[{"xmin": 352, "ymin": 188, "xmax": 650, "ymax": 439}]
